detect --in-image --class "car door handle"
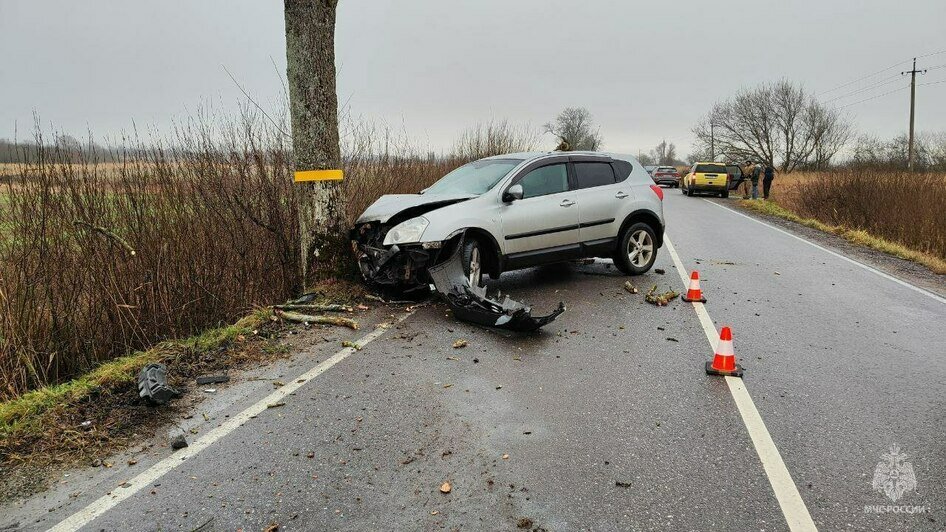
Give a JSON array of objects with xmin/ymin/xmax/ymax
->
[
  {"xmin": 559, "ymin": 199, "xmax": 576, "ymax": 207},
  {"xmin": 615, "ymin": 191, "xmax": 628, "ymax": 199}
]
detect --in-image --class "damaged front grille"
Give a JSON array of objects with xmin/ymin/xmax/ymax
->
[{"xmin": 352, "ymin": 221, "xmax": 435, "ymax": 296}]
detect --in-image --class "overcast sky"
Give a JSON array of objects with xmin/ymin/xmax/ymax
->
[{"xmin": 2, "ymin": 0, "xmax": 944, "ymax": 157}]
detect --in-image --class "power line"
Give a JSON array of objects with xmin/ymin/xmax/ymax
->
[
  {"xmin": 833, "ymin": 84, "xmax": 910, "ymax": 109},
  {"xmin": 818, "ymin": 58, "xmax": 911, "ymax": 95},
  {"xmin": 917, "ymin": 78, "xmax": 946, "ymax": 87},
  {"xmin": 822, "ymin": 73, "xmax": 902, "ymax": 103},
  {"xmin": 817, "ymin": 49, "xmax": 946, "ymax": 96}
]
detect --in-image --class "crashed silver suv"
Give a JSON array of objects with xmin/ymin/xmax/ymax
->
[{"xmin": 352, "ymin": 151, "xmax": 665, "ymax": 295}]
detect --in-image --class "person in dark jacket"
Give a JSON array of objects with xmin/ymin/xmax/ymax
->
[{"xmin": 762, "ymin": 164, "xmax": 775, "ymax": 199}]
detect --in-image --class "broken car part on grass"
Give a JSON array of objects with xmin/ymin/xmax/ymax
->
[{"xmin": 137, "ymin": 363, "xmax": 180, "ymax": 406}]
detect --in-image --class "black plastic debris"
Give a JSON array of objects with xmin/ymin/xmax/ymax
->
[
  {"xmin": 196, "ymin": 374, "xmax": 230, "ymax": 385},
  {"xmin": 137, "ymin": 363, "xmax": 180, "ymax": 406},
  {"xmin": 428, "ymin": 244, "xmax": 565, "ymax": 332}
]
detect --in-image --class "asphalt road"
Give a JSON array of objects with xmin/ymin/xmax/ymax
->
[{"xmin": 5, "ymin": 190, "xmax": 946, "ymax": 531}]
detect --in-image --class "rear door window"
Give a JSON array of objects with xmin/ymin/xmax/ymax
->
[
  {"xmin": 574, "ymin": 162, "xmax": 615, "ymax": 189},
  {"xmin": 517, "ymin": 163, "xmax": 569, "ymax": 199},
  {"xmin": 695, "ymin": 164, "xmax": 727, "ymax": 173},
  {"xmin": 611, "ymin": 160, "xmax": 633, "ymax": 182}
]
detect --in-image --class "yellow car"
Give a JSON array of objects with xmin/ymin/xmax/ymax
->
[{"xmin": 681, "ymin": 162, "xmax": 730, "ymax": 198}]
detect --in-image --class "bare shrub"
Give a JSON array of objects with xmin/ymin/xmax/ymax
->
[
  {"xmin": 452, "ymin": 119, "xmax": 539, "ymax": 161},
  {"xmin": 777, "ymin": 169, "xmax": 946, "ymax": 259},
  {"xmin": 0, "ymin": 111, "xmax": 300, "ymax": 399}
]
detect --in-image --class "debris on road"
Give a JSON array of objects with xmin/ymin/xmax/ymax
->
[
  {"xmin": 267, "ymin": 402, "xmax": 286, "ymax": 409},
  {"xmin": 274, "ymin": 309, "xmax": 359, "ymax": 330},
  {"xmin": 452, "ymin": 339, "xmax": 468, "ymax": 349},
  {"xmin": 623, "ymin": 281, "xmax": 639, "ymax": 294},
  {"xmin": 428, "ymin": 244, "xmax": 565, "ymax": 332},
  {"xmin": 263, "ymin": 523, "xmax": 279, "ymax": 532},
  {"xmin": 517, "ymin": 517, "xmax": 534, "ymax": 529},
  {"xmin": 137, "ymin": 363, "xmax": 180, "ymax": 406},
  {"xmin": 645, "ymin": 286, "xmax": 679, "ymax": 306},
  {"xmin": 440, "ymin": 481, "xmax": 452, "ymax": 494},
  {"xmin": 666, "ymin": 337, "xmax": 678, "ymax": 342},
  {"xmin": 654, "ymin": 268, "xmax": 666, "ymax": 275},
  {"xmin": 196, "ymin": 374, "xmax": 229, "ymax": 385},
  {"xmin": 341, "ymin": 340, "xmax": 361, "ymax": 350},
  {"xmin": 615, "ymin": 481, "xmax": 632, "ymax": 488},
  {"xmin": 170, "ymin": 434, "xmax": 188, "ymax": 450}
]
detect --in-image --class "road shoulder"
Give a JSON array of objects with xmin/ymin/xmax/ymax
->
[{"xmin": 710, "ymin": 198, "xmax": 946, "ymax": 299}]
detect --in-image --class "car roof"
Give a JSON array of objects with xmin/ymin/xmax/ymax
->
[
  {"xmin": 481, "ymin": 151, "xmax": 622, "ymax": 163},
  {"xmin": 694, "ymin": 161, "xmax": 726, "ymax": 165}
]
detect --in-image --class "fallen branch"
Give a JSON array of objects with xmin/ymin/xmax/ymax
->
[
  {"xmin": 645, "ymin": 285, "xmax": 679, "ymax": 306},
  {"xmin": 73, "ymin": 220, "xmax": 137, "ymax": 256},
  {"xmin": 274, "ymin": 309, "xmax": 359, "ymax": 329},
  {"xmin": 273, "ymin": 303, "xmax": 353, "ymax": 313}
]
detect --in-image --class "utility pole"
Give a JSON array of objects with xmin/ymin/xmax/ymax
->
[
  {"xmin": 902, "ymin": 57, "xmax": 927, "ymax": 171},
  {"xmin": 710, "ymin": 122, "xmax": 715, "ymax": 161},
  {"xmin": 284, "ymin": 0, "xmax": 348, "ymax": 285}
]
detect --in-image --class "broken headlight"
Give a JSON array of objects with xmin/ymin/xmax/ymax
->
[{"xmin": 383, "ymin": 216, "xmax": 429, "ymax": 246}]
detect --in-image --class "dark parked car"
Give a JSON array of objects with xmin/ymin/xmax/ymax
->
[{"xmin": 651, "ymin": 166, "xmax": 680, "ymax": 187}]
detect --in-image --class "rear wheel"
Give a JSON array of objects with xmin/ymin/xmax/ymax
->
[
  {"xmin": 615, "ymin": 222, "xmax": 658, "ymax": 275},
  {"xmin": 686, "ymin": 187, "xmax": 694, "ymax": 197},
  {"xmin": 721, "ymin": 189, "xmax": 729, "ymax": 198},
  {"xmin": 461, "ymin": 238, "xmax": 485, "ymax": 287}
]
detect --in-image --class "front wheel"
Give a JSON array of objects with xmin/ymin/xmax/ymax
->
[
  {"xmin": 461, "ymin": 238, "xmax": 484, "ymax": 287},
  {"xmin": 615, "ymin": 223, "xmax": 658, "ymax": 275}
]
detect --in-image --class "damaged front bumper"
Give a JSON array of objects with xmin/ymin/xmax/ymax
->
[
  {"xmin": 352, "ymin": 222, "xmax": 440, "ymax": 295},
  {"xmin": 428, "ymin": 243, "xmax": 565, "ymax": 332}
]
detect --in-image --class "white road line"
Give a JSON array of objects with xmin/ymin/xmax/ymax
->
[
  {"xmin": 664, "ymin": 235, "xmax": 818, "ymax": 532},
  {"xmin": 47, "ymin": 311, "xmax": 415, "ymax": 532},
  {"xmin": 703, "ymin": 199, "xmax": 946, "ymax": 305}
]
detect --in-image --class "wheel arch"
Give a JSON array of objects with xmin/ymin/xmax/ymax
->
[
  {"xmin": 618, "ymin": 209, "xmax": 664, "ymax": 248},
  {"xmin": 446, "ymin": 227, "xmax": 502, "ymax": 277}
]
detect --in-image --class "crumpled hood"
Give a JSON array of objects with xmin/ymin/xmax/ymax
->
[{"xmin": 356, "ymin": 193, "xmax": 476, "ymax": 224}]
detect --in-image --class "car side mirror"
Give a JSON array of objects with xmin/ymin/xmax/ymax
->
[{"xmin": 502, "ymin": 184, "xmax": 524, "ymax": 203}]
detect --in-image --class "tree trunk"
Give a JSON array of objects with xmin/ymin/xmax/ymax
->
[{"xmin": 284, "ymin": 0, "xmax": 349, "ymax": 286}]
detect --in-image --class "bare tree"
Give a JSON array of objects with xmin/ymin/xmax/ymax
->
[
  {"xmin": 284, "ymin": 0, "xmax": 347, "ymax": 283},
  {"xmin": 544, "ymin": 107, "xmax": 602, "ymax": 151},
  {"xmin": 651, "ymin": 139, "xmax": 677, "ymax": 166},
  {"xmin": 692, "ymin": 81, "xmax": 850, "ymax": 172},
  {"xmin": 452, "ymin": 119, "xmax": 539, "ymax": 161}
]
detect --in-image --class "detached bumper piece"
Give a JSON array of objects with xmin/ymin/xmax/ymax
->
[
  {"xmin": 137, "ymin": 363, "xmax": 180, "ymax": 406},
  {"xmin": 428, "ymin": 245, "xmax": 565, "ymax": 332}
]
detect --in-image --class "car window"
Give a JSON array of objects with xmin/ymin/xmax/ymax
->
[
  {"xmin": 517, "ymin": 163, "xmax": 569, "ymax": 199},
  {"xmin": 611, "ymin": 160, "xmax": 633, "ymax": 182},
  {"xmin": 695, "ymin": 164, "xmax": 727, "ymax": 173},
  {"xmin": 574, "ymin": 162, "xmax": 615, "ymax": 189},
  {"xmin": 424, "ymin": 158, "xmax": 521, "ymax": 196}
]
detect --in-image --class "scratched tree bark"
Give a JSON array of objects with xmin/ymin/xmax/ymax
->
[{"xmin": 284, "ymin": 0, "xmax": 348, "ymax": 284}]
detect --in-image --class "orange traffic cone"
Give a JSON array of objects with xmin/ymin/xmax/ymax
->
[
  {"xmin": 705, "ymin": 326, "xmax": 743, "ymax": 377},
  {"xmin": 680, "ymin": 271, "xmax": 707, "ymax": 303}
]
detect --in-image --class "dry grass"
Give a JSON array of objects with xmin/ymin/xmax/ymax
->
[{"xmin": 740, "ymin": 169, "xmax": 946, "ymax": 274}]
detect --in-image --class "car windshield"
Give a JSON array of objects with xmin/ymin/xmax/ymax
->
[
  {"xmin": 696, "ymin": 164, "xmax": 727, "ymax": 173},
  {"xmin": 424, "ymin": 158, "xmax": 521, "ymax": 195}
]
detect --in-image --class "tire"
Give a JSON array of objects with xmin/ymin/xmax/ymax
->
[
  {"xmin": 461, "ymin": 238, "xmax": 485, "ymax": 287},
  {"xmin": 686, "ymin": 187, "xmax": 694, "ymax": 197},
  {"xmin": 614, "ymin": 222, "xmax": 658, "ymax": 275},
  {"xmin": 721, "ymin": 189, "xmax": 729, "ymax": 198}
]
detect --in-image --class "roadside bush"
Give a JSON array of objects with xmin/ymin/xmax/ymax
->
[
  {"xmin": 775, "ymin": 169, "xmax": 946, "ymax": 260},
  {"xmin": 0, "ymin": 113, "xmax": 300, "ymax": 400}
]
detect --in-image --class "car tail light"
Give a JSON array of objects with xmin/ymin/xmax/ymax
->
[{"xmin": 650, "ymin": 184, "xmax": 664, "ymax": 200}]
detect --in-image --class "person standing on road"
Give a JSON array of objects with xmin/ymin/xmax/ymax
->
[
  {"xmin": 763, "ymin": 164, "xmax": 774, "ymax": 199},
  {"xmin": 750, "ymin": 162, "xmax": 762, "ymax": 199}
]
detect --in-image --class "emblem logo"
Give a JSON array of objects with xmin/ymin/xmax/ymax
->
[{"xmin": 872, "ymin": 445, "xmax": 917, "ymax": 502}]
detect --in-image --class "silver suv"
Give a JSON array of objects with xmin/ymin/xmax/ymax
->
[{"xmin": 353, "ymin": 152, "xmax": 666, "ymax": 294}]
